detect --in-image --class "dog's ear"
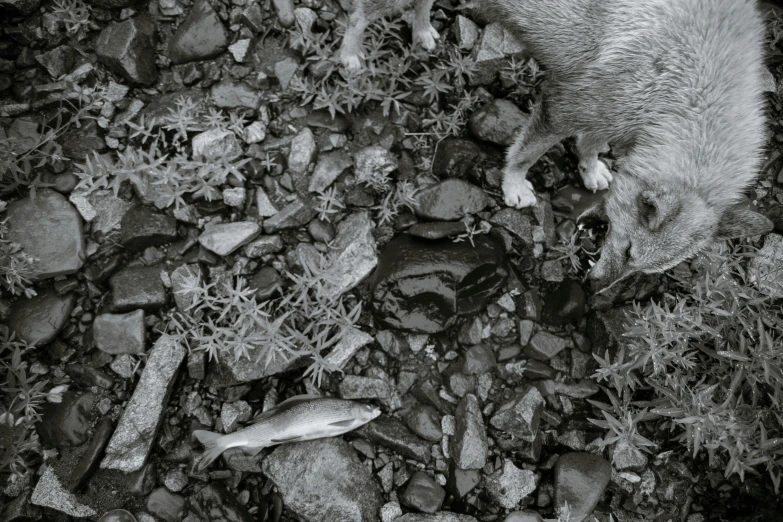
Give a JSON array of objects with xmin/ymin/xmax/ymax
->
[
  {"xmin": 637, "ymin": 190, "xmax": 681, "ymax": 230},
  {"xmin": 716, "ymin": 205, "xmax": 774, "ymax": 239}
]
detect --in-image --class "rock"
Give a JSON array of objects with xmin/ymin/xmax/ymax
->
[
  {"xmin": 192, "ymin": 128, "xmax": 242, "ymax": 160},
  {"xmin": 31, "ymin": 466, "xmax": 96, "ymax": 517},
  {"xmin": 490, "ymin": 209, "xmax": 533, "ymax": 247},
  {"xmin": 262, "ymin": 438, "xmax": 384, "ymax": 522},
  {"xmin": 35, "ymin": 45, "xmax": 75, "ymax": 79},
  {"xmin": 288, "ymin": 128, "xmax": 317, "ymax": 174},
  {"xmin": 524, "ymin": 331, "xmax": 568, "ymax": 361},
  {"xmin": 110, "ymin": 354, "xmax": 136, "ymax": 379},
  {"xmin": 404, "ymin": 405, "xmax": 442, "ymax": 442},
  {"xmin": 586, "ymin": 308, "xmax": 630, "ymax": 356},
  {"xmin": 98, "ymin": 510, "xmax": 138, "ymax": 522},
  {"xmin": 254, "ymin": 188, "xmax": 278, "ymax": 218},
  {"xmin": 73, "ymin": 190, "xmax": 132, "ymax": 235},
  {"xmin": 463, "ymin": 344, "xmax": 496, "ymax": 375},
  {"xmin": 554, "ymin": 452, "xmax": 611, "ymax": 522},
  {"xmin": 199, "ymin": 222, "xmax": 260, "ymax": 256},
  {"xmin": 189, "ymin": 483, "xmax": 253, "ymax": 522},
  {"xmin": 455, "ymin": 15, "xmax": 479, "ymax": 50},
  {"xmin": 243, "ymin": 235, "xmax": 284, "ymax": 257},
  {"xmin": 147, "ymin": 487, "xmax": 186, "ymax": 522},
  {"xmin": 68, "ymin": 418, "xmax": 113, "ymax": 492},
  {"xmin": 309, "ymin": 151, "xmax": 352, "ymax": 193},
  {"xmin": 339, "ymin": 375, "xmax": 393, "ymax": 399},
  {"xmin": 749, "ymin": 233, "xmax": 783, "ymax": 298},
  {"xmin": 309, "ymin": 219, "xmax": 336, "ymax": 243},
  {"xmin": 541, "ymin": 279, "xmax": 586, "ymax": 325},
  {"xmin": 324, "ymin": 211, "xmax": 378, "ymax": 299},
  {"xmin": 211, "ymin": 80, "xmax": 261, "ymax": 109},
  {"xmin": 354, "ymin": 146, "xmax": 397, "ymax": 185},
  {"xmin": 471, "ymin": 23, "xmax": 526, "ymax": 85},
  {"xmin": 249, "ymin": 266, "xmax": 283, "ymax": 300},
  {"xmin": 307, "ymin": 110, "xmax": 350, "ymax": 133},
  {"xmin": 109, "ymin": 265, "xmax": 167, "ymax": 312},
  {"xmin": 371, "ymin": 234, "xmax": 508, "ymax": 333},
  {"xmin": 396, "ymin": 514, "xmax": 478, "ymax": 522},
  {"xmin": 358, "ymin": 416, "xmax": 431, "ymax": 462},
  {"xmin": 486, "ymin": 460, "xmax": 539, "ymax": 509},
  {"xmin": 0, "ymin": 0, "xmax": 41, "ymax": 15},
  {"xmin": 409, "ymin": 221, "xmax": 469, "ymax": 240},
  {"xmin": 263, "ymin": 198, "xmax": 317, "ymax": 233},
  {"xmin": 170, "ymin": 264, "xmax": 202, "ymax": 313},
  {"xmin": 5, "ymin": 189, "xmax": 85, "ymax": 281},
  {"xmin": 489, "ymin": 386, "xmax": 543, "ymax": 441},
  {"xmin": 101, "ymin": 335, "xmax": 185, "ymax": 472},
  {"xmin": 8, "ymin": 289, "xmax": 75, "ymax": 346},
  {"xmin": 229, "ymin": 38, "xmax": 251, "ymax": 62},
  {"xmin": 400, "ymin": 471, "xmax": 445, "ymax": 514},
  {"xmin": 244, "ymin": 121, "xmax": 266, "ymax": 144},
  {"xmin": 169, "ymin": 0, "xmax": 229, "ymax": 64},
  {"xmin": 469, "ymin": 99, "xmax": 528, "ymax": 146},
  {"xmin": 612, "ymin": 440, "xmax": 648, "ymax": 472},
  {"xmin": 36, "ymin": 391, "xmax": 94, "ymax": 448},
  {"xmin": 432, "ymin": 139, "xmax": 483, "ymax": 179},
  {"xmin": 447, "ymin": 462, "xmax": 481, "ymax": 499},
  {"xmin": 96, "ymin": 15, "xmax": 158, "ymax": 86},
  {"xmin": 93, "ymin": 310, "xmax": 146, "ymax": 355},
  {"xmin": 504, "ymin": 511, "xmax": 544, "ymax": 522},
  {"xmin": 414, "ymin": 179, "xmax": 490, "ymax": 221},
  {"xmin": 453, "ymin": 394, "xmax": 488, "ymax": 470},
  {"xmin": 323, "ymin": 326, "xmax": 375, "ymax": 370},
  {"xmin": 62, "ymin": 120, "xmax": 106, "ymax": 161},
  {"xmin": 551, "ymin": 185, "xmax": 607, "ymax": 223}
]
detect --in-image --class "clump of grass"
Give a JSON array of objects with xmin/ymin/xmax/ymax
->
[
  {"xmin": 0, "ymin": 330, "xmax": 68, "ymax": 479},
  {"xmin": 169, "ymin": 250, "xmax": 361, "ymax": 387},
  {"xmin": 590, "ymin": 241, "xmax": 783, "ymax": 491}
]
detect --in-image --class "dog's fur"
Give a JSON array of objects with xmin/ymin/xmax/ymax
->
[
  {"xmin": 339, "ymin": 0, "xmax": 440, "ymax": 70},
  {"xmin": 476, "ymin": 0, "xmax": 773, "ymax": 284}
]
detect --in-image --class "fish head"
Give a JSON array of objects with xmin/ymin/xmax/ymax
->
[{"xmin": 352, "ymin": 402, "xmax": 381, "ymax": 423}]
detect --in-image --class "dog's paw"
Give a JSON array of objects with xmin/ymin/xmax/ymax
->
[
  {"xmin": 340, "ymin": 51, "xmax": 363, "ymax": 71},
  {"xmin": 579, "ymin": 159, "xmax": 613, "ymax": 192},
  {"xmin": 502, "ymin": 171, "xmax": 537, "ymax": 208},
  {"xmin": 415, "ymin": 24, "xmax": 439, "ymax": 51}
]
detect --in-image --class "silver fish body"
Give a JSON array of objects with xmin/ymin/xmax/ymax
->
[{"xmin": 194, "ymin": 395, "xmax": 380, "ymax": 470}]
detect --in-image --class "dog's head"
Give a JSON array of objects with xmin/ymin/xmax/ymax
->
[{"xmin": 587, "ymin": 174, "xmax": 773, "ymax": 287}]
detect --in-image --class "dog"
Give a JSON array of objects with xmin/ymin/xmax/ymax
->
[
  {"xmin": 471, "ymin": 0, "xmax": 774, "ymax": 285},
  {"xmin": 338, "ymin": 0, "xmax": 440, "ymax": 70}
]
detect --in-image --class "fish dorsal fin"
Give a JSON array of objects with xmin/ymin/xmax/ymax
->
[{"xmin": 252, "ymin": 394, "xmax": 322, "ymax": 421}]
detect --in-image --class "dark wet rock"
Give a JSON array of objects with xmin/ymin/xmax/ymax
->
[
  {"xmin": 31, "ymin": 466, "xmax": 96, "ymax": 517},
  {"xmin": 308, "ymin": 219, "xmax": 336, "ymax": 243},
  {"xmin": 447, "ymin": 462, "xmax": 481, "ymax": 498},
  {"xmin": 6, "ymin": 189, "xmax": 85, "ymax": 281},
  {"xmin": 551, "ymin": 185, "xmax": 607, "ymax": 223},
  {"xmin": 249, "ymin": 266, "xmax": 283, "ymax": 301},
  {"xmin": 542, "ymin": 279, "xmax": 586, "ymax": 325},
  {"xmin": 396, "ymin": 514, "xmax": 478, "ymax": 522},
  {"xmin": 432, "ymin": 138, "xmax": 483, "ymax": 179},
  {"xmin": 37, "ymin": 391, "xmax": 94, "ymax": 448},
  {"xmin": 189, "ymin": 483, "xmax": 253, "ymax": 522},
  {"xmin": 453, "ymin": 394, "xmax": 488, "ymax": 470},
  {"xmin": 0, "ymin": 0, "xmax": 41, "ymax": 15},
  {"xmin": 307, "ymin": 109, "xmax": 350, "ymax": 133},
  {"xmin": 68, "ymin": 417, "xmax": 113, "ymax": 493},
  {"xmin": 554, "ymin": 452, "xmax": 611, "ymax": 522},
  {"xmin": 489, "ymin": 386, "xmax": 543, "ymax": 441},
  {"xmin": 339, "ymin": 375, "xmax": 393, "ymax": 399},
  {"xmin": 109, "ymin": 265, "xmax": 167, "ymax": 312},
  {"xmin": 586, "ymin": 308, "xmax": 630, "ymax": 357},
  {"xmin": 67, "ymin": 363, "xmax": 115, "ymax": 389},
  {"xmin": 93, "ymin": 310, "xmax": 146, "ymax": 355},
  {"xmin": 8, "ymin": 289, "xmax": 76, "ymax": 346},
  {"xmin": 469, "ymin": 99, "xmax": 528, "ymax": 146},
  {"xmin": 211, "ymin": 80, "xmax": 261, "ymax": 109},
  {"xmin": 400, "ymin": 471, "xmax": 445, "ymax": 514},
  {"xmin": 358, "ymin": 416, "xmax": 432, "ymax": 462},
  {"xmin": 169, "ymin": 0, "xmax": 229, "ymax": 64},
  {"xmin": 524, "ymin": 331, "xmax": 568, "ymax": 361},
  {"xmin": 96, "ymin": 15, "xmax": 158, "ymax": 86},
  {"xmin": 324, "ymin": 211, "xmax": 378, "ymax": 298},
  {"xmin": 489, "ymin": 209, "xmax": 533, "ymax": 247},
  {"xmin": 1, "ymin": 491, "xmax": 41, "ymax": 522},
  {"xmin": 262, "ymin": 438, "xmax": 384, "ymax": 522},
  {"xmin": 463, "ymin": 344, "xmax": 496, "ymax": 375},
  {"xmin": 485, "ymin": 460, "xmax": 538, "ymax": 509},
  {"xmin": 101, "ymin": 335, "xmax": 185, "ymax": 472},
  {"xmin": 309, "ymin": 150, "xmax": 352, "ymax": 193},
  {"xmin": 415, "ymin": 179, "xmax": 490, "ymax": 221},
  {"xmin": 98, "ymin": 509, "xmax": 138, "ymax": 522},
  {"xmin": 120, "ymin": 207, "xmax": 177, "ymax": 252},
  {"xmin": 53, "ymin": 173, "xmax": 79, "ymax": 193},
  {"xmin": 263, "ymin": 198, "xmax": 317, "ymax": 233},
  {"xmin": 127, "ymin": 462, "xmax": 157, "ymax": 496},
  {"xmin": 35, "ymin": 45, "xmax": 75, "ymax": 78},
  {"xmin": 371, "ymin": 234, "xmax": 508, "ymax": 333},
  {"xmin": 147, "ymin": 487, "xmax": 186, "ymax": 522},
  {"xmin": 199, "ymin": 222, "xmax": 260, "ymax": 255},
  {"xmin": 404, "ymin": 405, "xmax": 442, "ymax": 442},
  {"xmin": 62, "ymin": 120, "xmax": 106, "ymax": 161},
  {"xmin": 535, "ymin": 379, "xmax": 599, "ymax": 399},
  {"xmin": 409, "ymin": 221, "xmax": 469, "ymax": 240}
]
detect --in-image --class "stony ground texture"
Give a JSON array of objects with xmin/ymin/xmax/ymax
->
[{"xmin": 2, "ymin": 0, "xmax": 783, "ymax": 521}]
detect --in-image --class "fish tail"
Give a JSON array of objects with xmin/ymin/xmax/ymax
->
[{"xmin": 194, "ymin": 430, "xmax": 225, "ymax": 471}]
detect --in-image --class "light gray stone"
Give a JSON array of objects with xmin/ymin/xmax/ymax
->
[
  {"xmin": 199, "ymin": 222, "xmax": 260, "ymax": 256},
  {"xmin": 288, "ymin": 128, "xmax": 317, "ymax": 174},
  {"xmin": 309, "ymin": 151, "xmax": 352, "ymax": 193},
  {"xmin": 31, "ymin": 466, "xmax": 96, "ymax": 517},
  {"xmin": 324, "ymin": 212, "xmax": 377, "ymax": 299},
  {"xmin": 486, "ymin": 460, "xmax": 539, "ymax": 509},
  {"xmin": 93, "ymin": 310, "xmax": 146, "ymax": 355},
  {"xmin": 749, "ymin": 233, "xmax": 783, "ymax": 298}
]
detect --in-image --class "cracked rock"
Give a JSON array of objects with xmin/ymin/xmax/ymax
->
[{"xmin": 96, "ymin": 15, "xmax": 158, "ymax": 86}]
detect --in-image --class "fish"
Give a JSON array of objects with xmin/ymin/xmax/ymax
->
[{"xmin": 193, "ymin": 394, "xmax": 381, "ymax": 471}]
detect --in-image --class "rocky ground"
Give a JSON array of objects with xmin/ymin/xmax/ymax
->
[{"xmin": 2, "ymin": 0, "xmax": 783, "ymax": 521}]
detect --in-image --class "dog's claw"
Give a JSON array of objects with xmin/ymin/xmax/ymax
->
[
  {"xmin": 502, "ymin": 173, "xmax": 537, "ymax": 208},
  {"xmin": 580, "ymin": 159, "xmax": 613, "ymax": 192},
  {"xmin": 415, "ymin": 24, "xmax": 439, "ymax": 51}
]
